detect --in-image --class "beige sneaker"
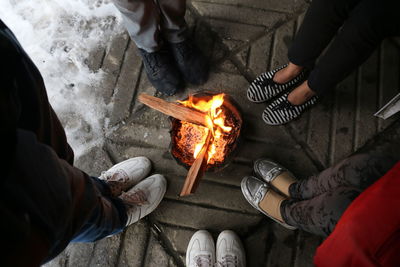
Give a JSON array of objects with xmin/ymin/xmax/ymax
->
[
  {"xmin": 100, "ymin": 156, "xmax": 151, "ymax": 197},
  {"xmin": 120, "ymin": 174, "xmax": 166, "ymax": 226}
]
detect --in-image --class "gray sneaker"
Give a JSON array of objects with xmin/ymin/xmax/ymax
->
[
  {"xmin": 100, "ymin": 156, "xmax": 151, "ymax": 197},
  {"xmin": 216, "ymin": 230, "xmax": 246, "ymax": 267},
  {"xmin": 120, "ymin": 174, "xmax": 166, "ymax": 226},
  {"xmin": 241, "ymin": 176, "xmax": 296, "ymax": 230}
]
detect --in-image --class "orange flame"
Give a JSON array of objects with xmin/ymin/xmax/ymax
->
[{"xmin": 178, "ymin": 94, "xmax": 232, "ymax": 164}]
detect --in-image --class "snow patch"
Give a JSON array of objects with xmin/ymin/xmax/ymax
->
[{"xmin": 0, "ymin": 0, "xmax": 123, "ymax": 156}]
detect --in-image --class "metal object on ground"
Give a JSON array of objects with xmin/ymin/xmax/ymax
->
[{"xmin": 375, "ymin": 93, "xmax": 400, "ymax": 119}]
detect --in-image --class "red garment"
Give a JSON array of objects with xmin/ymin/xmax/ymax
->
[{"xmin": 314, "ymin": 161, "xmax": 400, "ymax": 267}]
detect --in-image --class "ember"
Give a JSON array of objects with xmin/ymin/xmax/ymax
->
[
  {"xmin": 138, "ymin": 92, "xmax": 242, "ymax": 196},
  {"xmin": 171, "ymin": 93, "xmax": 242, "ymax": 171}
]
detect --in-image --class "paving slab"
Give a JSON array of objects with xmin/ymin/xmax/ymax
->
[
  {"xmin": 244, "ymin": 223, "xmax": 271, "ymax": 267},
  {"xmin": 46, "ymin": 0, "xmax": 400, "ymax": 266},
  {"xmin": 117, "ymin": 221, "xmax": 150, "ymax": 267},
  {"xmin": 143, "ymin": 233, "xmax": 176, "ymax": 267},
  {"xmin": 150, "ymin": 200, "xmax": 263, "ymax": 232}
]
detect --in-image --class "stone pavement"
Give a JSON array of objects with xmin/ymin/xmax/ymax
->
[{"xmin": 45, "ymin": 0, "xmax": 400, "ymax": 266}]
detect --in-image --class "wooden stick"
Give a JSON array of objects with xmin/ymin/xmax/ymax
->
[
  {"xmin": 138, "ymin": 93, "xmax": 208, "ymax": 127},
  {"xmin": 180, "ymin": 130, "xmax": 212, "ymax": 196}
]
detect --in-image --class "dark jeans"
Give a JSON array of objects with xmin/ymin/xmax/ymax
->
[
  {"xmin": 71, "ymin": 177, "xmax": 127, "ymax": 243},
  {"xmin": 281, "ymin": 154, "xmax": 397, "ymax": 237},
  {"xmin": 288, "ymin": 0, "xmax": 400, "ymax": 95},
  {"xmin": 0, "ymin": 20, "xmax": 127, "ymax": 264}
]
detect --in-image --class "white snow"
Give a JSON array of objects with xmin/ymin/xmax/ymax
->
[{"xmin": 0, "ymin": 0, "xmax": 123, "ymax": 156}]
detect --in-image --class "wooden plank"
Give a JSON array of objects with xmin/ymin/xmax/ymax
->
[{"xmin": 138, "ymin": 94, "xmax": 209, "ymax": 127}]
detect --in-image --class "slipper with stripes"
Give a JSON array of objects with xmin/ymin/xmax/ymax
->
[
  {"xmin": 262, "ymin": 93, "xmax": 318, "ymax": 125},
  {"xmin": 247, "ymin": 64, "xmax": 308, "ymax": 103}
]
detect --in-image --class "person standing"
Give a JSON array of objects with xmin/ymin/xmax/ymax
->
[
  {"xmin": 241, "ymin": 154, "xmax": 397, "ymax": 236},
  {"xmin": 112, "ymin": 0, "xmax": 209, "ymax": 96},
  {"xmin": 247, "ymin": 0, "xmax": 400, "ymax": 125},
  {"xmin": 0, "ymin": 19, "xmax": 166, "ymax": 266}
]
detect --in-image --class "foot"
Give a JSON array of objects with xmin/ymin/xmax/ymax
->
[
  {"xmin": 169, "ymin": 38, "xmax": 209, "ymax": 85},
  {"xmin": 247, "ymin": 64, "xmax": 308, "ymax": 103},
  {"xmin": 241, "ymin": 176, "xmax": 296, "ymax": 230},
  {"xmin": 216, "ymin": 230, "xmax": 246, "ymax": 267},
  {"xmin": 186, "ymin": 230, "xmax": 215, "ymax": 267},
  {"xmin": 120, "ymin": 174, "xmax": 166, "ymax": 226},
  {"xmin": 262, "ymin": 92, "xmax": 318, "ymax": 125},
  {"xmin": 100, "ymin": 157, "xmax": 152, "ymax": 197},
  {"xmin": 139, "ymin": 46, "xmax": 183, "ymax": 96},
  {"xmin": 287, "ymin": 81, "xmax": 316, "ymax": 105},
  {"xmin": 254, "ymin": 159, "xmax": 297, "ymax": 197},
  {"xmin": 273, "ymin": 62, "xmax": 304, "ymax": 84}
]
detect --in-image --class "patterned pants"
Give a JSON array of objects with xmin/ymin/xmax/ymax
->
[{"xmin": 281, "ymin": 153, "xmax": 397, "ymax": 237}]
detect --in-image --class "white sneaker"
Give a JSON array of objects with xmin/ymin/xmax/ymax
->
[
  {"xmin": 216, "ymin": 230, "xmax": 246, "ymax": 267},
  {"xmin": 100, "ymin": 156, "xmax": 151, "ymax": 197},
  {"xmin": 186, "ymin": 230, "xmax": 215, "ymax": 267},
  {"xmin": 120, "ymin": 174, "xmax": 166, "ymax": 226}
]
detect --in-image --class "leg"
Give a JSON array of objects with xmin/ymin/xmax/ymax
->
[
  {"xmin": 273, "ymin": 0, "xmax": 361, "ymax": 104},
  {"xmin": 1, "ymin": 23, "xmax": 127, "ymax": 263},
  {"xmin": 112, "ymin": 0, "xmax": 162, "ymax": 52},
  {"xmin": 307, "ymin": 0, "xmax": 400, "ymax": 95},
  {"xmin": 281, "ymin": 187, "xmax": 361, "ymax": 237},
  {"xmin": 290, "ymin": 153, "xmax": 397, "ymax": 200},
  {"xmin": 158, "ymin": 0, "xmax": 188, "ymax": 43},
  {"xmin": 8, "ymin": 130, "xmax": 127, "ymax": 263},
  {"xmin": 288, "ymin": 0, "xmax": 361, "ymax": 69},
  {"xmin": 112, "ymin": 0, "xmax": 183, "ymax": 95},
  {"xmin": 157, "ymin": 0, "xmax": 209, "ymax": 85}
]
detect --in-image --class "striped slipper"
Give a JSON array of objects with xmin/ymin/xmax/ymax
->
[
  {"xmin": 247, "ymin": 64, "xmax": 308, "ymax": 103},
  {"xmin": 262, "ymin": 93, "xmax": 318, "ymax": 125}
]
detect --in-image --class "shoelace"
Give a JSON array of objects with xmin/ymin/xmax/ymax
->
[
  {"xmin": 101, "ymin": 171, "xmax": 129, "ymax": 196},
  {"xmin": 217, "ymin": 255, "xmax": 238, "ymax": 267},
  {"xmin": 101, "ymin": 171, "xmax": 128, "ymax": 183},
  {"xmin": 121, "ymin": 189, "xmax": 148, "ymax": 207},
  {"xmin": 192, "ymin": 254, "xmax": 213, "ymax": 267}
]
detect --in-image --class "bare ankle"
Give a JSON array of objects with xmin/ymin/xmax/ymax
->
[
  {"xmin": 287, "ymin": 62, "xmax": 303, "ymax": 73},
  {"xmin": 273, "ymin": 63, "xmax": 304, "ymax": 84},
  {"xmin": 287, "ymin": 81, "xmax": 316, "ymax": 105}
]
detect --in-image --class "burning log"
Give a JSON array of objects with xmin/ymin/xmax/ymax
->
[
  {"xmin": 180, "ymin": 130, "xmax": 212, "ymax": 196},
  {"xmin": 138, "ymin": 92, "xmax": 242, "ymax": 197},
  {"xmin": 138, "ymin": 94, "xmax": 208, "ymax": 127}
]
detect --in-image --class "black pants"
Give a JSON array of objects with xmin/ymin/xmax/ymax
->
[
  {"xmin": 281, "ymin": 153, "xmax": 398, "ymax": 237},
  {"xmin": 288, "ymin": 0, "xmax": 400, "ymax": 95}
]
